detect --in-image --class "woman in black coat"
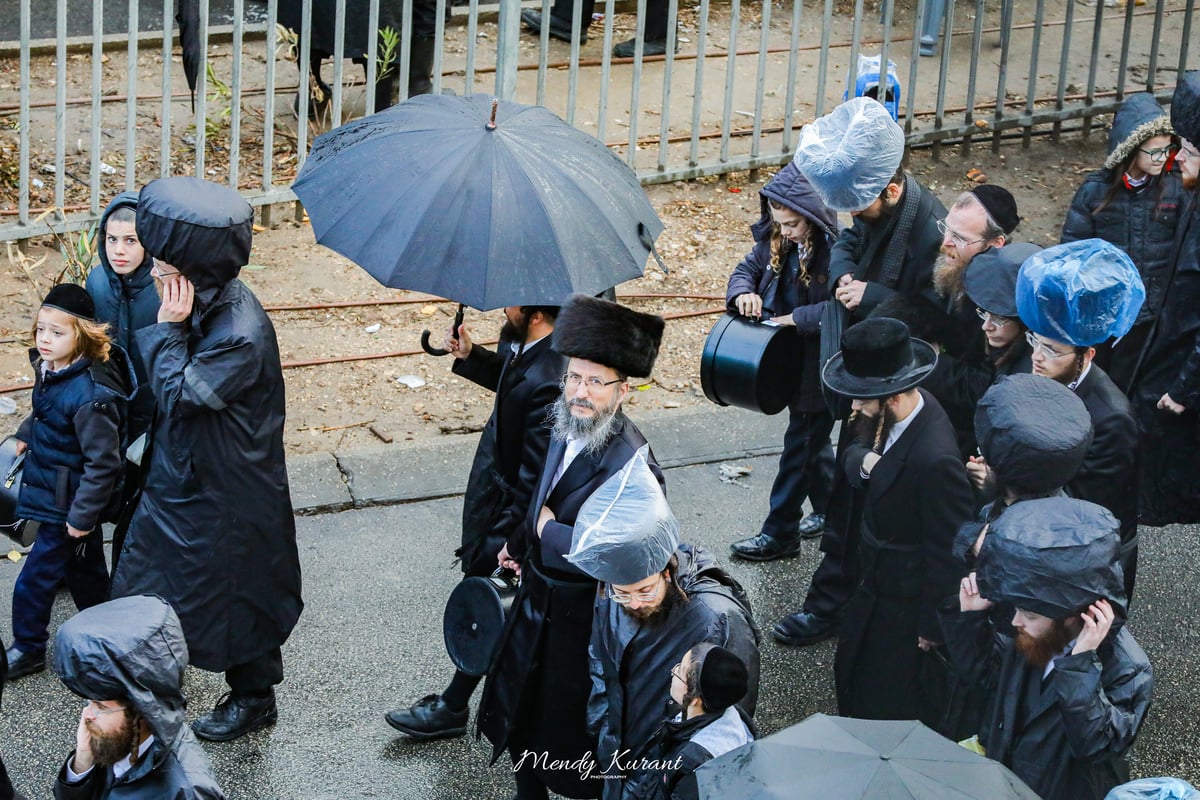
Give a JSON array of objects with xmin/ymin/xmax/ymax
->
[{"xmin": 726, "ymin": 162, "xmax": 840, "ymax": 561}]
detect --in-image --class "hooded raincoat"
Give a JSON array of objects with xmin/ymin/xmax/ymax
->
[{"xmin": 52, "ymin": 595, "xmax": 224, "ymax": 799}]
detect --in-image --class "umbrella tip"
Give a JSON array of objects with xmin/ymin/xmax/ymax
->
[{"xmin": 486, "ymin": 99, "xmax": 499, "ymax": 131}]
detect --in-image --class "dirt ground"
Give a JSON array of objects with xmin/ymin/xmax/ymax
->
[{"xmin": 0, "ymin": 133, "xmax": 1110, "ymax": 455}]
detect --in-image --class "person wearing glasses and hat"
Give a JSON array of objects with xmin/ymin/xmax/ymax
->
[
  {"xmin": 1061, "ymin": 92, "xmax": 1186, "ymax": 392},
  {"xmin": 478, "ymin": 294, "xmax": 665, "ymax": 800},
  {"xmin": 565, "ymin": 449, "xmax": 758, "ymax": 800},
  {"xmin": 1015, "ymin": 240, "xmax": 1142, "ymax": 600},
  {"xmin": 819, "ymin": 318, "xmax": 974, "ymax": 726}
]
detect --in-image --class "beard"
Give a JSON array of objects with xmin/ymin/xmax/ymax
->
[
  {"xmin": 623, "ymin": 581, "xmax": 682, "ymax": 622},
  {"xmin": 851, "ymin": 404, "xmax": 898, "ymax": 453},
  {"xmin": 500, "ymin": 314, "xmax": 528, "ymax": 344},
  {"xmin": 549, "ymin": 393, "xmax": 622, "ymax": 456},
  {"xmin": 932, "ymin": 251, "xmax": 968, "ymax": 305},
  {"xmin": 1183, "ymin": 172, "xmax": 1198, "ymax": 191},
  {"xmin": 1014, "ymin": 619, "xmax": 1077, "ymax": 668},
  {"xmin": 86, "ymin": 716, "xmax": 140, "ymax": 767}
]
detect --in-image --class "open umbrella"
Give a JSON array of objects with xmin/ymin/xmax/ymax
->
[
  {"xmin": 291, "ymin": 94, "xmax": 665, "ymax": 314},
  {"xmin": 696, "ymin": 714, "xmax": 1040, "ymax": 800}
]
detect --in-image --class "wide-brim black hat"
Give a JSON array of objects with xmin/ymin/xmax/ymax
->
[
  {"xmin": 821, "ymin": 317, "xmax": 937, "ymax": 400},
  {"xmin": 963, "ymin": 242, "xmax": 1042, "ymax": 319},
  {"xmin": 553, "ymin": 294, "xmax": 665, "ymax": 378}
]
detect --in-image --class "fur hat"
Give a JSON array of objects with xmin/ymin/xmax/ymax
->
[
  {"xmin": 1172, "ymin": 70, "xmax": 1200, "ymax": 146},
  {"xmin": 42, "ymin": 283, "xmax": 96, "ymax": 321},
  {"xmin": 552, "ymin": 294, "xmax": 664, "ymax": 378},
  {"xmin": 1104, "ymin": 93, "xmax": 1174, "ymax": 170}
]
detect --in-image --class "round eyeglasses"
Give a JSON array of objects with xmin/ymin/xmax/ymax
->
[{"xmin": 1137, "ymin": 145, "xmax": 1177, "ymax": 163}]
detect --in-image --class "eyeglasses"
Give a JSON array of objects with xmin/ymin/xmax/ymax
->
[
  {"xmin": 150, "ymin": 260, "xmax": 180, "ymax": 279},
  {"xmin": 975, "ymin": 307, "xmax": 1015, "ymax": 328},
  {"xmin": 84, "ymin": 700, "xmax": 125, "ymax": 717},
  {"xmin": 936, "ymin": 219, "xmax": 986, "ymax": 250},
  {"xmin": 670, "ymin": 662, "xmax": 686, "ymax": 682},
  {"xmin": 609, "ymin": 581, "xmax": 662, "ymax": 605},
  {"xmin": 560, "ymin": 372, "xmax": 624, "ymax": 392},
  {"xmin": 1024, "ymin": 331, "xmax": 1075, "ymax": 360},
  {"xmin": 1137, "ymin": 145, "xmax": 1177, "ymax": 163}
]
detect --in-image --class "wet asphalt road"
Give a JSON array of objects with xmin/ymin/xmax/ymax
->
[{"xmin": 0, "ymin": 439, "xmax": 1197, "ymax": 798}]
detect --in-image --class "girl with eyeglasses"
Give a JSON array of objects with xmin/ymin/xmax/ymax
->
[{"xmin": 1060, "ymin": 92, "xmax": 1186, "ymax": 393}]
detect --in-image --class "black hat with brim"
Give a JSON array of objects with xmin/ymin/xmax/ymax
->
[{"xmin": 821, "ymin": 317, "xmax": 937, "ymax": 400}]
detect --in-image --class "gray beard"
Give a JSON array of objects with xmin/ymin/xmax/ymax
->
[
  {"xmin": 549, "ymin": 394, "xmax": 621, "ymax": 457},
  {"xmin": 932, "ymin": 252, "xmax": 967, "ymax": 306}
]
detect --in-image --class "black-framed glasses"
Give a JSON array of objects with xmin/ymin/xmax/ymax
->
[
  {"xmin": 975, "ymin": 307, "xmax": 1015, "ymax": 328},
  {"xmin": 1137, "ymin": 145, "xmax": 1177, "ymax": 163},
  {"xmin": 1024, "ymin": 331, "xmax": 1074, "ymax": 360},
  {"xmin": 150, "ymin": 259, "xmax": 180, "ymax": 279},
  {"xmin": 670, "ymin": 662, "xmax": 685, "ymax": 682},
  {"xmin": 560, "ymin": 372, "xmax": 623, "ymax": 391},
  {"xmin": 936, "ymin": 219, "xmax": 985, "ymax": 249}
]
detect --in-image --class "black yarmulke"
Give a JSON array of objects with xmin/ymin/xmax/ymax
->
[
  {"xmin": 697, "ymin": 646, "xmax": 748, "ymax": 712},
  {"xmin": 970, "ymin": 184, "xmax": 1020, "ymax": 235},
  {"xmin": 43, "ymin": 283, "xmax": 96, "ymax": 321}
]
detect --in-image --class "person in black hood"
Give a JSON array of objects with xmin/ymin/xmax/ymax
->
[
  {"xmin": 109, "ymin": 178, "xmax": 303, "ymax": 744},
  {"xmin": 940, "ymin": 497, "xmax": 1153, "ymax": 800},
  {"xmin": 52, "ymin": 595, "xmax": 224, "ymax": 799},
  {"xmin": 726, "ymin": 162, "xmax": 839, "ymax": 560}
]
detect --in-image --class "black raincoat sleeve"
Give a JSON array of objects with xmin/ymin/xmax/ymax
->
[
  {"xmin": 139, "ymin": 322, "xmax": 260, "ymax": 417},
  {"xmin": 939, "ymin": 606, "xmax": 1005, "ymax": 694},
  {"xmin": 1169, "ymin": 333, "xmax": 1200, "ymax": 409},
  {"xmin": 54, "ymin": 756, "xmax": 104, "ymax": 800},
  {"xmin": 828, "ymin": 224, "xmax": 861, "ymax": 288},
  {"xmin": 452, "ymin": 345, "xmax": 504, "ymax": 391},
  {"xmin": 67, "ymin": 400, "xmax": 123, "ymax": 532},
  {"xmin": 1049, "ymin": 638, "xmax": 1153, "ymax": 762}
]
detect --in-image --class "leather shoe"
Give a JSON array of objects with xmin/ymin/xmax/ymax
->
[
  {"xmin": 192, "ymin": 691, "xmax": 278, "ymax": 742},
  {"xmin": 612, "ymin": 37, "xmax": 677, "ymax": 58},
  {"xmin": 385, "ymin": 693, "xmax": 469, "ymax": 739},
  {"xmin": 4, "ymin": 646, "xmax": 45, "ymax": 680},
  {"xmin": 729, "ymin": 532, "xmax": 802, "ymax": 561},
  {"xmin": 772, "ymin": 611, "xmax": 838, "ymax": 646},
  {"xmin": 797, "ymin": 513, "xmax": 826, "ymax": 540},
  {"xmin": 520, "ymin": 9, "xmax": 588, "ymax": 43}
]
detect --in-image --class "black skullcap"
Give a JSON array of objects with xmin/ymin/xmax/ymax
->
[
  {"xmin": 42, "ymin": 283, "xmax": 96, "ymax": 321},
  {"xmin": 697, "ymin": 646, "xmax": 749, "ymax": 712},
  {"xmin": 969, "ymin": 184, "xmax": 1020, "ymax": 236}
]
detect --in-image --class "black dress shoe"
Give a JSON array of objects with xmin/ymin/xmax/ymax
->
[
  {"xmin": 729, "ymin": 532, "xmax": 803, "ymax": 561},
  {"xmin": 772, "ymin": 611, "xmax": 838, "ymax": 646},
  {"xmin": 192, "ymin": 691, "xmax": 278, "ymax": 742},
  {"xmin": 797, "ymin": 513, "xmax": 826, "ymax": 540},
  {"xmin": 612, "ymin": 37, "xmax": 677, "ymax": 58},
  {"xmin": 385, "ymin": 694, "xmax": 469, "ymax": 739},
  {"xmin": 520, "ymin": 9, "xmax": 588, "ymax": 43},
  {"xmin": 4, "ymin": 646, "xmax": 45, "ymax": 680}
]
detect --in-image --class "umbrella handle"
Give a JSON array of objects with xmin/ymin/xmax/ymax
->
[
  {"xmin": 639, "ymin": 223, "xmax": 669, "ymax": 274},
  {"xmin": 420, "ymin": 304, "xmax": 467, "ymax": 357}
]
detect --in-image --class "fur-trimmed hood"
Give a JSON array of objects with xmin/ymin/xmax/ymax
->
[
  {"xmin": 552, "ymin": 294, "xmax": 664, "ymax": 378},
  {"xmin": 1105, "ymin": 92, "xmax": 1174, "ymax": 170}
]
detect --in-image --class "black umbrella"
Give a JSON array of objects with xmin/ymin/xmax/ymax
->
[
  {"xmin": 696, "ymin": 714, "xmax": 1041, "ymax": 799},
  {"xmin": 291, "ymin": 94, "xmax": 665, "ymax": 313}
]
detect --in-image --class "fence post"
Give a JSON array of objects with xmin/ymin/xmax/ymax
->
[{"xmin": 495, "ymin": 0, "xmax": 521, "ymax": 100}]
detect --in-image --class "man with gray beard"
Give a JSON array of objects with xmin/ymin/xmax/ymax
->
[{"xmin": 479, "ymin": 294, "xmax": 665, "ymax": 800}]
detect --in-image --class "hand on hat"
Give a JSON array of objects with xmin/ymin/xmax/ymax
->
[
  {"xmin": 158, "ymin": 275, "xmax": 195, "ymax": 324},
  {"xmin": 1072, "ymin": 599, "xmax": 1114, "ymax": 655},
  {"xmin": 1157, "ymin": 393, "xmax": 1186, "ymax": 415},
  {"xmin": 959, "ymin": 572, "xmax": 994, "ymax": 613}
]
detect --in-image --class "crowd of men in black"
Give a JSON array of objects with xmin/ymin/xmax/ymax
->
[{"xmin": 0, "ymin": 60, "xmax": 1196, "ymax": 800}]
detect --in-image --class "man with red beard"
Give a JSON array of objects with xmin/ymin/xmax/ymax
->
[
  {"xmin": 52, "ymin": 595, "xmax": 224, "ymax": 799},
  {"xmin": 940, "ymin": 497, "xmax": 1152, "ymax": 800}
]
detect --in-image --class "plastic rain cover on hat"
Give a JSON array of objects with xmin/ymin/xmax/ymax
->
[
  {"xmin": 1104, "ymin": 778, "xmax": 1200, "ymax": 800},
  {"xmin": 1015, "ymin": 239, "xmax": 1145, "ymax": 346},
  {"xmin": 566, "ymin": 445, "xmax": 680, "ymax": 586},
  {"xmin": 793, "ymin": 96, "xmax": 906, "ymax": 212}
]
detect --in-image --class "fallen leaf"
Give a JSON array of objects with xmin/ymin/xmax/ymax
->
[
  {"xmin": 966, "ymin": 168, "xmax": 988, "ymax": 183},
  {"xmin": 7, "ymin": 550, "xmax": 20, "ymax": 562},
  {"xmin": 420, "ymin": 304, "xmax": 439, "ymax": 316}
]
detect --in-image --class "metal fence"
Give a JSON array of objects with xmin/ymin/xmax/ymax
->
[{"xmin": 0, "ymin": 0, "xmax": 1193, "ymax": 242}]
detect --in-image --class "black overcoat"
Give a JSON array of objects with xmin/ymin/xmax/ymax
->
[
  {"xmin": 454, "ymin": 338, "xmax": 564, "ymax": 576},
  {"xmin": 834, "ymin": 390, "xmax": 975, "ymax": 725},
  {"xmin": 1068, "ymin": 365, "xmax": 1139, "ymax": 549},
  {"xmin": 111, "ymin": 280, "xmax": 302, "ymax": 673},
  {"xmin": 477, "ymin": 416, "xmax": 663, "ymax": 799}
]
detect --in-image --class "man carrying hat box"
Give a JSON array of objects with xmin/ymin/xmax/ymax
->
[{"xmin": 818, "ymin": 318, "xmax": 974, "ymax": 725}]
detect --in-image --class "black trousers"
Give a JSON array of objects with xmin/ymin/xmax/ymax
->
[
  {"xmin": 226, "ymin": 647, "xmax": 284, "ymax": 696},
  {"xmin": 550, "ymin": 0, "xmax": 669, "ymax": 40},
  {"xmin": 761, "ymin": 406, "xmax": 835, "ymax": 538}
]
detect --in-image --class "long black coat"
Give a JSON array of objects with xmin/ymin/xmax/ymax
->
[
  {"xmin": 587, "ymin": 545, "xmax": 760, "ymax": 800},
  {"xmin": 939, "ymin": 608, "xmax": 1153, "ymax": 800},
  {"xmin": 454, "ymin": 338, "xmax": 564, "ymax": 576},
  {"xmin": 834, "ymin": 390, "xmax": 975, "ymax": 726},
  {"xmin": 277, "ymin": 0, "xmax": 437, "ymax": 58},
  {"xmin": 111, "ymin": 280, "xmax": 302, "ymax": 673},
  {"xmin": 478, "ymin": 416, "xmax": 663, "ymax": 799},
  {"xmin": 827, "ymin": 176, "xmax": 946, "ymax": 321},
  {"xmin": 1068, "ymin": 365, "xmax": 1139, "ymax": 549},
  {"xmin": 1132, "ymin": 190, "xmax": 1200, "ymax": 525}
]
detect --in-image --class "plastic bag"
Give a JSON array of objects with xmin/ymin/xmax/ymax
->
[
  {"xmin": 1104, "ymin": 778, "xmax": 1200, "ymax": 800},
  {"xmin": 1015, "ymin": 239, "xmax": 1145, "ymax": 346},
  {"xmin": 793, "ymin": 96, "xmax": 906, "ymax": 212},
  {"xmin": 566, "ymin": 445, "xmax": 679, "ymax": 585}
]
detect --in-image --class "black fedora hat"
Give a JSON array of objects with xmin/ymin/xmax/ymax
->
[
  {"xmin": 963, "ymin": 242, "xmax": 1042, "ymax": 319},
  {"xmin": 821, "ymin": 317, "xmax": 937, "ymax": 400}
]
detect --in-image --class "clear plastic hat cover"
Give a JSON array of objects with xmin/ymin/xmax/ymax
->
[
  {"xmin": 566, "ymin": 445, "xmax": 680, "ymax": 586},
  {"xmin": 793, "ymin": 96, "xmax": 906, "ymax": 212}
]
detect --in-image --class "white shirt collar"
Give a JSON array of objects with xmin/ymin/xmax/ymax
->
[
  {"xmin": 882, "ymin": 392, "xmax": 925, "ymax": 454},
  {"xmin": 509, "ymin": 333, "xmax": 549, "ymax": 356},
  {"xmin": 112, "ymin": 735, "xmax": 155, "ymax": 781}
]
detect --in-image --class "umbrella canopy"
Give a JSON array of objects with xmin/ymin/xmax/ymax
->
[
  {"xmin": 292, "ymin": 94, "xmax": 664, "ymax": 310},
  {"xmin": 696, "ymin": 714, "xmax": 1041, "ymax": 800}
]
